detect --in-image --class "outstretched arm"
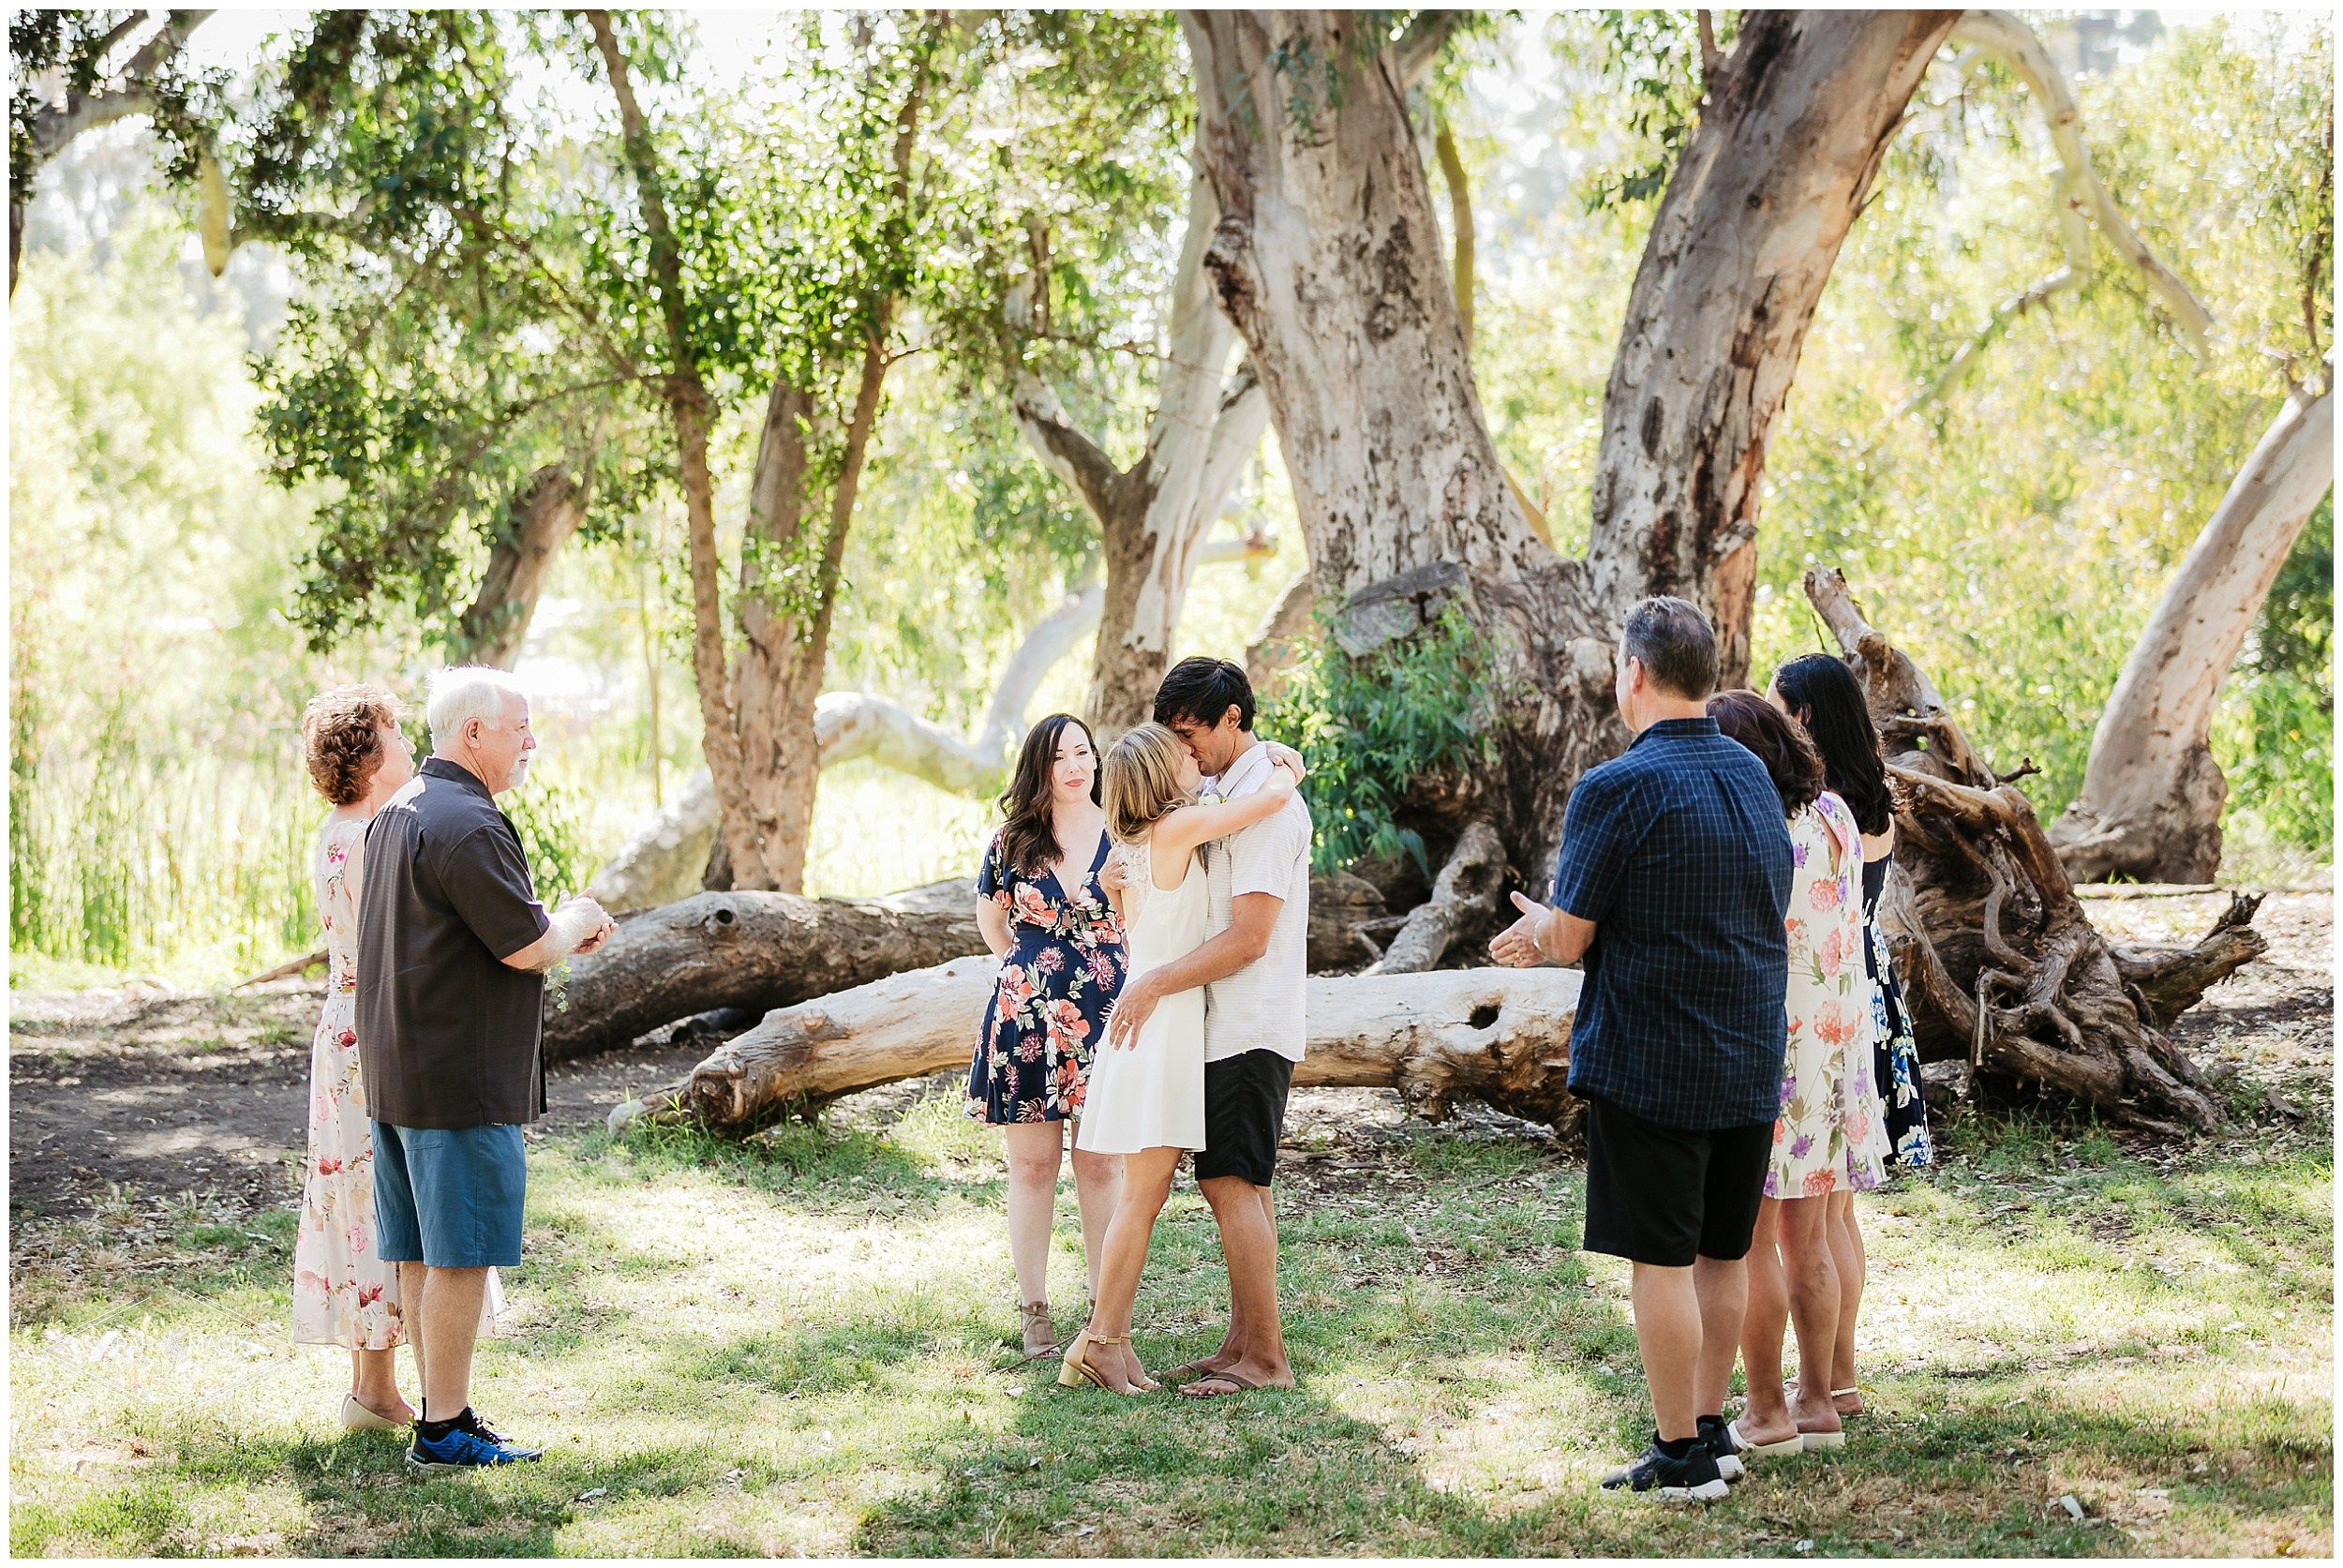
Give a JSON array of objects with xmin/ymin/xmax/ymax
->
[{"xmin": 1489, "ymin": 891, "xmax": 1595, "ymax": 967}]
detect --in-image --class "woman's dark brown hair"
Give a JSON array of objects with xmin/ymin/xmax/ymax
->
[
  {"xmin": 302, "ymin": 684, "xmax": 404, "ymax": 807},
  {"xmin": 1770, "ymin": 652, "xmax": 1893, "ymax": 836},
  {"xmin": 996, "ymin": 713, "xmax": 1100, "ymax": 876},
  {"xmin": 1708, "ymin": 689, "xmax": 1827, "ymax": 819}
]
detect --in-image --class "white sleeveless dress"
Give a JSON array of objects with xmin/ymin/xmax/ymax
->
[{"xmin": 1076, "ymin": 837, "xmax": 1209, "ymax": 1154}]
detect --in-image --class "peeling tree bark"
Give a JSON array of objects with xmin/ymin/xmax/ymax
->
[
  {"xmin": 1586, "ymin": 11, "xmax": 1962, "ymax": 689},
  {"xmin": 609, "ymin": 962, "xmax": 1586, "ymax": 1138},
  {"xmin": 2049, "ymin": 388, "xmax": 2335, "ymax": 884},
  {"xmin": 1014, "ymin": 160, "xmax": 1271, "ymax": 736},
  {"xmin": 1182, "ymin": 9, "xmax": 1616, "ymax": 871},
  {"xmin": 451, "ymin": 464, "xmax": 585, "ymax": 668},
  {"xmin": 1805, "ymin": 567, "xmax": 2263, "ymax": 1135}
]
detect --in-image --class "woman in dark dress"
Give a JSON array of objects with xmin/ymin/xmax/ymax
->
[
  {"xmin": 1770, "ymin": 654, "xmax": 1935, "ymax": 1419},
  {"xmin": 967, "ymin": 713, "xmax": 1127, "ymax": 1356}
]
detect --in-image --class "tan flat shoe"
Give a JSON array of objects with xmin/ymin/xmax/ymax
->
[{"xmin": 340, "ymin": 1393, "xmax": 408, "ymax": 1432}]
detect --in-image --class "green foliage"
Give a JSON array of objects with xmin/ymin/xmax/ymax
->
[
  {"xmin": 8, "ymin": 10, "xmax": 221, "ymax": 195},
  {"xmin": 500, "ymin": 762, "xmax": 598, "ymax": 906},
  {"xmin": 1261, "ymin": 604, "xmax": 1500, "ymax": 874},
  {"xmin": 8, "ymin": 214, "xmax": 397, "ymax": 979},
  {"xmin": 2216, "ymin": 497, "xmax": 2334, "ymax": 854},
  {"xmin": 239, "ymin": 11, "xmax": 661, "ymax": 653},
  {"xmin": 1565, "ymin": 9, "xmax": 1731, "ymax": 212}
]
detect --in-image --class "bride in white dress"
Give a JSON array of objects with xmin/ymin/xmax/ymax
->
[{"xmin": 1062, "ymin": 723, "xmax": 1304, "ymax": 1395}]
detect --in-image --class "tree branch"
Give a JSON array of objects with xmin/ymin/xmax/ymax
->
[
  {"xmin": 1393, "ymin": 9, "xmax": 1468, "ymax": 88},
  {"xmin": 1011, "ymin": 374, "xmax": 1138, "ymax": 522},
  {"xmin": 1948, "ymin": 9, "xmax": 2215, "ymax": 358},
  {"xmin": 1696, "ymin": 11, "xmax": 1725, "ymax": 97}
]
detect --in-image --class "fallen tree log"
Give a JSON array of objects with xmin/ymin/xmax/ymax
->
[
  {"xmin": 543, "ymin": 878, "xmax": 985, "ymax": 1061},
  {"xmin": 1805, "ymin": 568, "xmax": 2265, "ymax": 1134},
  {"xmin": 609, "ymin": 963, "xmax": 1587, "ymax": 1139}
]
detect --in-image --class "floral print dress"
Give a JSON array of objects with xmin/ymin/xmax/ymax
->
[
  {"xmin": 292, "ymin": 815, "xmax": 501, "ymax": 1348},
  {"xmin": 1766, "ymin": 792, "xmax": 1888, "ymax": 1199},
  {"xmin": 965, "ymin": 829, "xmax": 1126, "ymax": 1126},
  {"xmin": 291, "ymin": 816, "xmax": 405, "ymax": 1349},
  {"xmin": 1863, "ymin": 857, "xmax": 1934, "ymax": 1168}
]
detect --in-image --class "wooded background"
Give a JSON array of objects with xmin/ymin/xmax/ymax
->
[{"xmin": 9, "ymin": 9, "xmax": 2331, "ymax": 1129}]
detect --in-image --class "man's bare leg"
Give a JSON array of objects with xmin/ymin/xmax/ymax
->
[
  {"xmin": 416, "ymin": 1265, "xmax": 490, "ymax": 1422},
  {"xmin": 1691, "ymin": 1253, "xmax": 1745, "ymax": 1420},
  {"xmin": 1184, "ymin": 1176, "xmax": 1291, "ymax": 1394},
  {"xmin": 398, "ymin": 1261, "xmax": 428, "ymax": 1416},
  {"xmin": 1628, "ymin": 1261, "xmax": 1702, "ymax": 1442}
]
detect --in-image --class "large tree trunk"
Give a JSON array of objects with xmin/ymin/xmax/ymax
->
[
  {"xmin": 1182, "ymin": 9, "xmax": 1616, "ymax": 871},
  {"xmin": 609, "ymin": 962, "xmax": 1585, "ymax": 1137},
  {"xmin": 1014, "ymin": 162, "xmax": 1270, "ymax": 736},
  {"xmin": 544, "ymin": 878, "xmax": 985, "ymax": 1060},
  {"xmin": 1585, "ymin": 11, "xmax": 1961, "ymax": 687},
  {"xmin": 2049, "ymin": 389, "xmax": 2335, "ymax": 883},
  {"xmin": 450, "ymin": 464, "xmax": 585, "ymax": 667},
  {"xmin": 1805, "ymin": 568, "xmax": 2263, "ymax": 1135}
]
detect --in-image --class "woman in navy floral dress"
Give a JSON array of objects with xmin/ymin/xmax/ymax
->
[
  {"xmin": 1772, "ymin": 654, "xmax": 1934, "ymax": 1421},
  {"xmin": 968, "ymin": 714, "xmax": 1127, "ymax": 1355}
]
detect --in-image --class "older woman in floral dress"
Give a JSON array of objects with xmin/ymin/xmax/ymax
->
[
  {"xmin": 1707, "ymin": 691, "xmax": 1885, "ymax": 1465},
  {"xmin": 292, "ymin": 686, "xmax": 502, "ymax": 1429},
  {"xmin": 968, "ymin": 714, "xmax": 1127, "ymax": 1356}
]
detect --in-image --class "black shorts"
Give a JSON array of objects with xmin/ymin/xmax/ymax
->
[
  {"xmin": 1581, "ymin": 1096, "xmax": 1772, "ymax": 1268},
  {"xmin": 1194, "ymin": 1050, "xmax": 1295, "ymax": 1187}
]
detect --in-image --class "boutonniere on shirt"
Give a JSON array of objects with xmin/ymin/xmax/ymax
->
[{"xmin": 1198, "ymin": 789, "xmax": 1225, "ymax": 806}]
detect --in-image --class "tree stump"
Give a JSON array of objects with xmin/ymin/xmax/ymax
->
[{"xmin": 1804, "ymin": 568, "xmax": 2265, "ymax": 1134}]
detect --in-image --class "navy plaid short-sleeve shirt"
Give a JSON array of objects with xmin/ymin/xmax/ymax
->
[{"xmin": 1553, "ymin": 716, "xmax": 1795, "ymax": 1130}]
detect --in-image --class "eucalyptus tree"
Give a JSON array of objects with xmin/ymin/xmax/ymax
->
[
  {"xmin": 7, "ymin": 8, "xmax": 214, "ymax": 294},
  {"xmin": 578, "ymin": 10, "xmax": 1194, "ymax": 892}
]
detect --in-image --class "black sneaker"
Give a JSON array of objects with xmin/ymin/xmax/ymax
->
[
  {"xmin": 1697, "ymin": 1414, "xmax": 1745, "ymax": 1482},
  {"xmin": 406, "ymin": 1408, "xmax": 545, "ymax": 1470},
  {"xmin": 1600, "ymin": 1438, "xmax": 1730, "ymax": 1503}
]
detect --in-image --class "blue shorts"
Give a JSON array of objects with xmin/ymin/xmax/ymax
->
[{"xmin": 371, "ymin": 1122, "xmax": 527, "ymax": 1268}]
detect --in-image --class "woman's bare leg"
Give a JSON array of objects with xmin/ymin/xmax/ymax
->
[
  {"xmin": 1077, "ymin": 1147, "xmax": 1183, "ymax": 1394},
  {"xmin": 1777, "ymin": 1195, "xmax": 1843, "ymax": 1437},
  {"xmin": 1822, "ymin": 1190, "xmax": 1865, "ymax": 1412},
  {"xmin": 1738, "ymin": 1199, "xmax": 1798, "ymax": 1444},
  {"xmin": 1002, "ymin": 1122, "xmax": 1067, "ymax": 1319},
  {"xmin": 351, "ymin": 1345, "xmax": 411, "ymax": 1421},
  {"xmin": 1068, "ymin": 1146, "xmax": 1123, "ymax": 1310}
]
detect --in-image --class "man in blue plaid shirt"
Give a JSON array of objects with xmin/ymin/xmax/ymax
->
[{"xmin": 1492, "ymin": 596, "xmax": 1794, "ymax": 1503}]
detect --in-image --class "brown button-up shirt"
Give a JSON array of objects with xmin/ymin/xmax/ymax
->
[{"xmin": 356, "ymin": 756, "xmax": 552, "ymax": 1129}]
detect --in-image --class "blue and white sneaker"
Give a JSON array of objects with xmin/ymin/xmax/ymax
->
[{"xmin": 406, "ymin": 1409, "xmax": 544, "ymax": 1470}]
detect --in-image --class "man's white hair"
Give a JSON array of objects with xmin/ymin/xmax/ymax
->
[{"xmin": 427, "ymin": 665, "xmax": 529, "ymax": 749}]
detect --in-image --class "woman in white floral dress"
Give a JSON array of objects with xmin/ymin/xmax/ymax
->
[
  {"xmin": 1707, "ymin": 691, "xmax": 1884, "ymax": 1463},
  {"xmin": 292, "ymin": 686, "xmax": 500, "ymax": 1429}
]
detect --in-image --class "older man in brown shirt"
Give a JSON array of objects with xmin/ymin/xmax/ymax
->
[{"xmin": 357, "ymin": 666, "xmax": 614, "ymax": 1470}]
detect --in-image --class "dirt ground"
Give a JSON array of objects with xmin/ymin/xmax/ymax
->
[{"xmin": 8, "ymin": 887, "xmax": 2332, "ymax": 1225}]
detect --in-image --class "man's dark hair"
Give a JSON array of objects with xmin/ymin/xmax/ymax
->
[
  {"xmin": 1620, "ymin": 595, "xmax": 1717, "ymax": 699},
  {"xmin": 1707, "ymin": 690, "xmax": 1827, "ymax": 818},
  {"xmin": 1153, "ymin": 655, "xmax": 1255, "ymax": 732}
]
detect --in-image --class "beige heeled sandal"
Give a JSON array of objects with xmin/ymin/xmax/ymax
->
[{"xmin": 1057, "ymin": 1330, "xmax": 1147, "ymax": 1395}]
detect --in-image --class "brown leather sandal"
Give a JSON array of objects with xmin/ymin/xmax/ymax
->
[{"xmin": 1019, "ymin": 1301, "xmax": 1057, "ymax": 1359}]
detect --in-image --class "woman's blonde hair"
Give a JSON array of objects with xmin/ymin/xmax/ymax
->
[{"xmin": 1102, "ymin": 723, "xmax": 1191, "ymax": 844}]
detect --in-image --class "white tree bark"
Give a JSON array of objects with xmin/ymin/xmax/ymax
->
[
  {"xmin": 1891, "ymin": 11, "xmax": 2218, "ymax": 418},
  {"xmin": 1013, "ymin": 158, "xmax": 1272, "ymax": 735},
  {"xmin": 610, "ymin": 962, "xmax": 1586, "ymax": 1136},
  {"xmin": 2049, "ymin": 388, "xmax": 2335, "ymax": 883},
  {"xmin": 1946, "ymin": 11, "xmax": 2214, "ymax": 356},
  {"xmin": 1584, "ymin": 11, "xmax": 1962, "ymax": 689}
]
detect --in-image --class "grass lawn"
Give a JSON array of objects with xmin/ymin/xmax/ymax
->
[{"xmin": 8, "ymin": 1079, "xmax": 2330, "ymax": 1558}]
